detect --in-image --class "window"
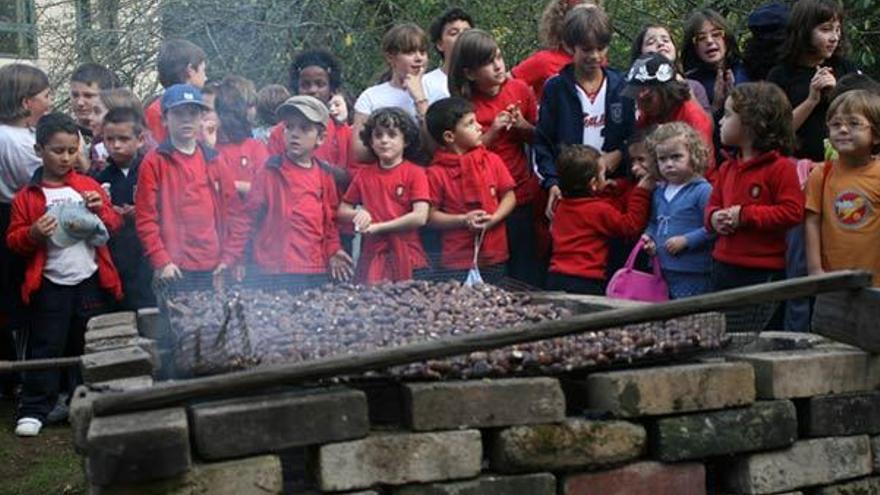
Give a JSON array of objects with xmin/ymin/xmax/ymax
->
[{"xmin": 0, "ymin": 0, "xmax": 36, "ymax": 59}]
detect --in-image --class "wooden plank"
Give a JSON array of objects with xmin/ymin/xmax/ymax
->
[
  {"xmin": 91, "ymin": 270, "xmax": 872, "ymax": 417},
  {"xmin": 812, "ymin": 288, "xmax": 880, "ymax": 352}
]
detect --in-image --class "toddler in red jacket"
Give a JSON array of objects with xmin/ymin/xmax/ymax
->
[{"xmin": 548, "ymin": 144, "xmax": 655, "ymax": 295}]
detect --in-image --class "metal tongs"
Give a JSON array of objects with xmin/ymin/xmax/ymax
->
[{"xmin": 465, "ymin": 227, "xmax": 487, "ymax": 286}]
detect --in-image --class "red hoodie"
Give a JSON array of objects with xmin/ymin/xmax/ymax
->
[
  {"xmin": 705, "ymin": 150, "xmax": 804, "ymax": 270},
  {"xmin": 7, "ymin": 170, "xmax": 123, "ymax": 304}
]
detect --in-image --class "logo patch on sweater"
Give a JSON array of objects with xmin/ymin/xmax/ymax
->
[
  {"xmin": 834, "ymin": 189, "xmax": 871, "ymax": 228},
  {"xmin": 749, "ymin": 184, "xmax": 762, "ymax": 199},
  {"xmin": 490, "ymin": 186, "xmax": 496, "ymax": 197},
  {"xmin": 395, "ymin": 185, "xmax": 404, "ymax": 197}
]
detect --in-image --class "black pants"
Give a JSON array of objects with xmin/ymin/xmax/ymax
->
[
  {"xmin": 0, "ymin": 202, "xmax": 24, "ymax": 396},
  {"xmin": 546, "ymin": 272, "xmax": 606, "ymax": 295},
  {"xmin": 506, "ymin": 204, "xmax": 542, "ymax": 288},
  {"xmin": 712, "ymin": 261, "xmax": 783, "ymax": 333},
  {"xmin": 18, "ymin": 275, "xmax": 109, "ymax": 422}
]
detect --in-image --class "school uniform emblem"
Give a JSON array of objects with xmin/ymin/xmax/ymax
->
[
  {"xmin": 749, "ymin": 184, "xmax": 761, "ymax": 199},
  {"xmin": 240, "ymin": 157, "xmax": 249, "ymax": 168},
  {"xmin": 610, "ymin": 103, "xmax": 623, "ymax": 124},
  {"xmin": 834, "ymin": 190, "xmax": 871, "ymax": 228},
  {"xmin": 395, "ymin": 185, "xmax": 405, "ymax": 197},
  {"xmin": 490, "ymin": 186, "xmax": 497, "ymax": 197}
]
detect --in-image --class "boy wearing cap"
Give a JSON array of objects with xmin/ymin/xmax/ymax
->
[
  {"xmin": 240, "ymin": 95, "xmax": 353, "ymax": 289},
  {"xmin": 135, "ymin": 84, "xmax": 247, "ymax": 289},
  {"xmin": 6, "ymin": 113, "xmax": 122, "ymax": 437}
]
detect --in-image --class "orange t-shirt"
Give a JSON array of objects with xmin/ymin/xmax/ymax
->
[{"xmin": 805, "ymin": 160, "xmax": 880, "ymax": 286}]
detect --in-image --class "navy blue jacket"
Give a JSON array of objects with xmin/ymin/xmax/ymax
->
[{"xmin": 534, "ymin": 64, "xmax": 635, "ymax": 188}]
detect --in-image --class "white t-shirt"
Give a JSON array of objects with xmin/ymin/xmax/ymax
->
[
  {"xmin": 42, "ymin": 186, "xmax": 98, "ymax": 286},
  {"xmin": 664, "ymin": 183, "xmax": 686, "ymax": 202},
  {"xmin": 575, "ymin": 78, "xmax": 607, "ymax": 152},
  {"xmin": 423, "ymin": 68, "xmax": 450, "ymax": 104},
  {"xmin": 354, "ymin": 79, "xmax": 444, "ymax": 119},
  {"xmin": 0, "ymin": 124, "xmax": 40, "ymax": 203}
]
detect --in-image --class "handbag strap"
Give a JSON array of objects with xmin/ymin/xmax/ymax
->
[{"xmin": 624, "ymin": 238, "xmax": 644, "ymax": 269}]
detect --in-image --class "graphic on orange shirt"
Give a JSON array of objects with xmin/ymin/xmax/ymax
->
[{"xmin": 834, "ymin": 189, "xmax": 871, "ymax": 228}]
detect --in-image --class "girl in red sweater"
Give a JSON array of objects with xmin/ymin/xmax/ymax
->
[{"xmin": 706, "ymin": 82, "xmax": 804, "ymax": 330}]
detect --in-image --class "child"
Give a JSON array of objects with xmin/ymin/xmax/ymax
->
[
  {"xmin": 214, "ymin": 76, "xmax": 269, "ymax": 197},
  {"xmin": 707, "ymin": 82, "xmax": 804, "ymax": 329},
  {"xmin": 806, "ymin": 90, "xmax": 880, "ymax": 286},
  {"xmin": 425, "ymin": 7, "xmax": 474, "ymax": 103},
  {"xmin": 535, "ymin": 5, "xmax": 635, "ymax": 218},
  {"xmin": 449, "ymin": 29, "xmax": 542, "ymax": 286},
  {"xmin": 548, "ymin": 144, "xmax": 654, "ymax": 295},
  {"xmin": 135, "ymin": 84, "xmax": 246, "ymax": 289},
  {"xmin": 7, "ymin": 113, "xmax": 122, "ymax": 436},
  {"xmin": 242, "ymin": 96, "xmax": 353, "ymax": 289},
  {"xmin": 768, "ymin": 0, "xmax": 858, "ymax": 162},
  {"xmin": 254, "ymin": 84, "xmax": 290, "ymax": 142},
  {"xmin": 96, "ymin": 107, "xmax": 155, "ymax": 310},
  {"xmin": 144, "ymin": 39, "xmax": 208, "ymax": 144},
  {"xmin": 328, "ymin": 90, "xmax": 353, "ymax": 126},
  {"xmin": 641, "ymin": 122, "xmax": 714, "ymax": 299},
  {"xmin": 69, "ymin": 63, "xmax": 120, "ymax": 140},
  {"xmin": 338, "ymin": 108, "xmax": 429, "ymax": 284},
  {"xmin": 425, "ymin": 97, "xmax": 516, "ymax": 281}
]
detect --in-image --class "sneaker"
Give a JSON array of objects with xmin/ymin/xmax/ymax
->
[
  {"xmin": 15, "ymin": 417, "xmax": 42, "ymax": 437},
  {"xmin": 46, "ymin": 394, "xmax": 70, "ymax": 424}
]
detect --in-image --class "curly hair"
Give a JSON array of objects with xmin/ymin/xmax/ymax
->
[
  {"xmin": 288, "ymin": 49, "xmax": 343, "ymax": 95},
  {"xmin": 557, "ymin": 144, "xmax": 601, "ymax": 198},
  {"xmin": 539, "ymin": 0, "xmax": 597, "ymax": 49},
  {"xmin": 646, "ymin": 122, "xmax": 710, "ymax": 178},
  {"xmin": 681, "ymin": 9, "xmax": 742, "ymax": 74},
  {"xmin": 780, "ymin": 0, "xmax": 848, "ymax": 66},
  {"xmin": 428, "ymin": 7, "xmax": 474, "ymax": 59},
  {"xmin": 359, "ymin": 107, "xmax": 421, "ymax": 162},
  {"xmin": 729, "ymin": 82, "xmax": 796, "ymax": 155}
]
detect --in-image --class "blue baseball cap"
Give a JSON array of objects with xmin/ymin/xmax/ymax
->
[
  {"xmin": 161, "ymin": 84, "xmax": 210, "ymax": 113},
  {"xmin": 748, "ymin": 2, "xmax": 789, "ymax": 31}
]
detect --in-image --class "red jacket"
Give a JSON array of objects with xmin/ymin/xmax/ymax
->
[
  {"xmin": 144, "ymin": 98, "xmax": 167, "ymax": 144},
  {"xmin": 7, "ymin": 169, "xmax": 123, "ymax": 304},
  {"xmin": 243, "ymin": 155, "xmax": 342, "ymax": 274},
  {"xmin": 135, "ymin": 141, "xmax": 248, "ymax": 271},
  {"xmin": 705, "ymin": 150, "xmax": 804, "ymax": 270},
  {"xmin": 511, "ymin": 49, "xmax": 572, "ymax": 102},
  {"xmin": 550, "ymin": 187, "xmax": 651, "ymax": 279},
  {"xmin": 216, "ymin": 138, "xmax": 270, "ymax": 185}
]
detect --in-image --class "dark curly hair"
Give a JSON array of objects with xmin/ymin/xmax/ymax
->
[
  {"xmin": 428, "ymin": 7, "xmax": 474, "ymax": 59},
  {"xmin": 288, "ymin": 49, "xmax": 343, "ymax": 95},
  {"xmin": 780, "ymin": 0, "xmax": 848, "ymax": 66},
  {"xmin": 681, "ymin": 9, "xmax": 742, "ymax": 74},
  {"xmin": 729, "ymin": 82, "xmax": 796, "ymax": 155},
  {"xmin": 359, "ymin": 107, "xmax": 421, "ymax": 162},
  {"xmin": 557, "ymin": 144, "xmax": 601, "ymax": 198}
]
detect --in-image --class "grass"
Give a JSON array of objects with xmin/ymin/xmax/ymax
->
[{"xmin": 0, "ymin": 398, "xmax": 86, "ymax": 495}]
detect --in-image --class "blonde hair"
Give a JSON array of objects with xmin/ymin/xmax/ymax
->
[
  {"xmin": 539, "ymin": 0, "xmax": 599, "ymax": 49},
  {"xmin": 646, "ymin": 122, "xmax": 710, "ymax": 177},
  {"xmin": 828, "ymin": 89, "xmax": 880, "ymax": 154}
]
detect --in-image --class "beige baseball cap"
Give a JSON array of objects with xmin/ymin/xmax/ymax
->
[{"xmin": 276, "ymin": 95, "xmax": 329, "ymax": 126}]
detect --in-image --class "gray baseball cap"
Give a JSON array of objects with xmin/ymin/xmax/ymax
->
[
  {"xmin": 276, "ymin": 95, "xmax": 329, "ymax": 126},
  {"xmin": 49, "ymin": 202, "xmax": 109, "ymax": 248}
]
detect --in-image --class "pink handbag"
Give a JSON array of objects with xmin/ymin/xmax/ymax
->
[{"xmin": 605, "ymin": 239, "xmax": 669, "ymax": 303}]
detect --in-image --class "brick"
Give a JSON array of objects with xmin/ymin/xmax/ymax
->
[
  {"xmin": 394, "ymin": 473, "xmax": 555, "ymax": 495},
  {"xmin": 580, "ymin": 362, "xmax": 755, "ymax": 417},
  {"xmin": 70, "ymin": 378, "xmax": 154, "ymax": 454},
  {"xmin": 653, "ymin": 401, "xmax": 797, "ymax": 462},
  {"xmin": 404, "ymin": 377, "xmax": 565, "ymax": 431},
  {"xmin": 136, "ymin": 307, "xmax": 161, "ymax": 339},
  {"xmin": 92, "ymin": 375, "xmax": 154, "ymax": 391},
  {"xmin": 88, "ymin": 311, "xmax": 136, "ymax": 331},
  {"xmin": 191, "ymin": 388, "xmax": 368, "ymax": 460},
  {"xmin": 799, "ymin": 392, "xmax": 880, "ymax": 437},
  {"xmin": 563, "ymin": 461, "xmax": 705, "ymax": 495},
  {"xmin": 81, "ymin": 346, "xmax": 153, "ymax": 384},
  {"xmin": 92, "ymin": 455, "xmax": 283, "ymax": 495},
  {"xmin": 85, "ymin": 324, "xmax": 138, "ymax": 344},
  {"xmin": 85, "ymin": 337, "xmax": 159, "ymax": 370},
  {"xmin": 86, "ymin": 408, "xmax": 191, "ymax": 486},
  {"xmin": 730, "ymin": 349, "xmax": 869, "ymax": 399},
  {"xmin": 491, "ymin": 419, "xmax": 645, "ymax": 472},
  {"xmin": 723, "ymin": 436, "xmax": 873, "ymax": 494},
  {"xmin": 805, "ymin": 477, "xmax": 880, "ymax": 495},
  {"xmin": 873, "ymin": 436, "xmax": 880, "ymax": 473},
  {"xmin": 317, "ymin": 430, "xmax": 482, "ymax": 491}
]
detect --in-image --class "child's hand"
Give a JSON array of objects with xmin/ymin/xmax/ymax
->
[
  {"xmin": 665, "ymin": 235, "xmax": 688, "ymax": 255},
  {"xmin": 641, "ymin": 234, "xmax": 656, "ymax": 256},
  {"xmin": 507, "ymin": 102, "xmax": 529, "ymax": 131},
  {"xmin": 329, "ymin": 249, "xmax": 354, "ymax": 282},
  {"xmin": 28, "ymin": 213, "xmax": 57, "ymax": 242},
  {"xmin": 352, "ymin": 209, "xmax": 372, "ymax": 233},
  {"xmin": 490, "ymin": 110, "xmax": 514, "ymax": 132},
  {"xmin": 636, "ymin": 173, "xmax": 656, "ymax": 190},
  {"xmin": 726, "ymin": 205, "xmax": 742, "ymax": 230},
  {"xmin": 158, "ymin": 263, "xmax": 182, "ymax": 281},
  {"xmin": 463, "ymin": 209, "xmax": 489, "ymax": 231},
  {"xmin": 710, "ymin": 209, "xmax": 732, "ymax": 235},
  {"xmin": 120, "ymin": 204, "xmax": 135, "ymax": 217},
  {"xmin": 545, "ymin": 186, "xmax": 562, "ymax": 220},
  {"xmin": 82, "ymin": 190, "xmax": 103, "ymax": 212},
  {"xmin": 403, "ymin": 69, "xmax": 427, "ymax": 102},
  {"xmin": 808, "ymin": 67, "xmax": 836, "ymax": 102}
]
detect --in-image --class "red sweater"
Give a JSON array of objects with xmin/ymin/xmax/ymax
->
[
  {"xmin": 215, "ymin": 138, "xmax": 270, "ymax": 185},
  {"xmin": 7, "ymin": 170, "xmax": 123, "ymax": 304},
  {"xmin": 705, "ymin": 150, "xmax": 804, "ymax": 270},
  {"xmin": 512, "ymin": 49, "xmax": 572, "ymax": 102},
  {"xmin": 550, "ymin": 187, "xmax": 651, "ymax": 279},
  {"xmin": 144, "ymin": 98, "xmax": 166, "ymax": 144},
  {"xmin": 135, "ymin": 141, "xmax": 248, "ymax": 271}
]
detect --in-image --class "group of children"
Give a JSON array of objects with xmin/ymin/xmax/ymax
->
[{"xmin": 2, "ymin": 0, "xmax": 880, "ymax": 437}]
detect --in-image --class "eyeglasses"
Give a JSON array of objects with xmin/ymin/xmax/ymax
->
[
  {"xmin": 828, "ymin": 119, "xmax": 872, "ymax": 132},
  {"xmin": 693, "ymin": 29, "xmax": 725, "ymax": 45}
]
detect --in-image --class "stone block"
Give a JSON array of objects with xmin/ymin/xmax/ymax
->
[
  {"xmin": 85, "ymin": 324, "xmax": 138, "ymax": 344},
  {"xmin": 88, "ymin": 311, "xmax": 136, "ymax": 331},
  {"xmin": 741, "ymin": 332, "xmax": 829, "ymax": 352},
  {"xmin": 91, "ymin": 455, "xmax": 283, "ymax": 495},
  {"xmin": 723, "ymin": 436, "xmax": 873, "ymax": 494},
  {"xmin": 652, "ymin": 401, "xmax": 797, "ymax": 462},
  {"xmin": 85, "ymin": 337, "xmax": 159, "ymax": 368},
  {"xmin": 872, "ymin": 436, "xmax": 880, "ymax": 473},
  {"xmin": 730, "ymin": 349, "xmax": 869, "ymax": 399},
  {"xmin": 81, "ymin": 346, "xmax": 153, "ymax": 384},
  {"xmin": 491, "ymin": 419, "xmax": 646, "ymax": 472},
  {"xmin": 394, "ymin": 473, "xmax": 555, "ymax": 495},
  {"xmin": 799, "ymin": 392, "xmax": 880, "ymax": 437},
  {"xmin": 580, "ymin": 362, "xmax": 755, "ymax": 417},
  {"xmin": 404, "ymin": 377, "xmax": 565, "ymax": 431},
  {"xmin": 805, "ymin": 477, "xmax": 880, "ymax": 495},
  {"xmin": 92, "ymin": 375, "xmax": 154, "ymax": 391},
  {"xmin": 87, "ymin": 408, "xmax": 191, "ymax": 486},
  {"xmin": 191, "ymin": 388, "xmax": 369, "ymax": 460},
  {"xmin": 70, "ymin": 377, "xmax": 154, "ymax": 454},
  {"xmin": 563, "ymin": 461, "xmax": 706, "ymax": 495},
  {"xmin": 136, "ymin": 307, "xmax": 161, "ymax": 339},
  {"xmin": 317, "ymin": 430, "xmax": 482, "ymax": 491}
]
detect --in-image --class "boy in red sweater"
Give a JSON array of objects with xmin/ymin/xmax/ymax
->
[
  {"xmin": 144, "ymin": 39, "xmax": 208, "ymax": 144},
  {"xmin": 548, "ymin": 144, "xmax": 654, "ymax": 295},
  {"xmin": 7, "ymin": 113, "xmax": 122, "ymax": 436},
  {"xmin": 425, "ymin": 97, "xmax": 516, "ymax": 282},
  {"xmin": 242, "ymin": 96, "xmax": 353, "ymax": 289},
  {"xmin": 136, "ymin": 84, "xmax": 247, "ymax": 290}
]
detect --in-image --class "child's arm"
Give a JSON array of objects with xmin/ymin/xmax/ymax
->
[
  {"xmin": 84, "ymin": 184, "xmax": 123, "ymax": 234},
  {"xmin": 680, "ymin": 184, "xmax": 715, "ymax": 250},
  {"xmin": 596, "ymin": 177, "xmax": 654, "ymax": 239},
  {"xmin": 738, "ymin": 165, "xmax": 805, "ymax": 231},
  {"xmin": 6, "ymin": 196, "xmax": 54, "ymax": 256},
  {"xmin": 805, "ymin": 211, "xmax": 824, "ymax": 275},
  {"xmin": 322, "ymin": 175, "xmax": 353, "ymax": 281},
  {"xmin": 134, "ymin": 156, "xmax": 177, "ymax": 276},
  {"xmin": 429, "ymin": 209, "xmax": 486, "ymax": 231},
  {"xmin": 792, "ymin": 67, "xmax": 836, "ymax": 131},
  {"xmin": 482, "ymin": 190, "xmax": 516, "ymax": 229},
  {"xmin": 365, "ymin": 201, "xmax": 429, "ymax": 235}
]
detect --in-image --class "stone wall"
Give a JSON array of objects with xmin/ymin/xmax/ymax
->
[{"xmin": 71, "ymin": 308, "xmax": 880, "ymax": 494}]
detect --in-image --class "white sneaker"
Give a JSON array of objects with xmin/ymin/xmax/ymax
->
[{"xmin": 15, "ymin": 417, "xmax": 42, "ymax": 437}]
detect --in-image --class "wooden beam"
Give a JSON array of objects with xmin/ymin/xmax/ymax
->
[
  {"xmin": 812, "ymin": 287, "xmax": 880, "ymax": 352},
  {"xmin": 91, "ymin": 270, "xmax": 872, "ymax": 417},
  {"xmin": 0, "ymin": 356, "xmax": 82, "ymax": 373}
]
